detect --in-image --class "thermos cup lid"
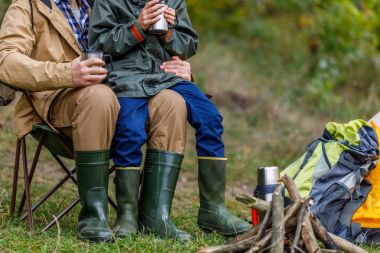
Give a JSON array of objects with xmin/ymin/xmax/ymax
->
[{"xmin": 257, "ymin": 166, "xmax": 280, "ymax": 185}]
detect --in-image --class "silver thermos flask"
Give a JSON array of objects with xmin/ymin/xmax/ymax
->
[
  {"xmin": 251, "ymin": 167, "xmax": 280, "ymax": 225},
  {"xmin": 254, "ymin": 166, "xmax": 280, "ymax": 202},
  {"xmin": 149, "ymin": 0, "xmax": 168, "ymax": 35}
]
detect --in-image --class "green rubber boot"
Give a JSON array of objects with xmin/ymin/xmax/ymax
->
[
  {"xmin": 75, "ymin": 150, "xmax": 113, "ymax": 242},
  {"xmin": 138, "ymin": 149, "xmax": 192, "ymax": 241},
  {"xmin": 114, "ymin": 168, "xmax": 141, "ymax": 237},
  {"xmin": 197, "ymin": 158, "xmax": 251, "ymax": 236}
]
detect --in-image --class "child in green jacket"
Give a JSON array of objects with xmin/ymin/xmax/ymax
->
[{"xmin": 89, "ymin": 0, "xmax": 250, "ymax": 241}]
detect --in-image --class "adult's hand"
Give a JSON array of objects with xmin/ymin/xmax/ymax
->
[
  {"xmin": 138, "ymin": 0, "xmax": 166, "ymax": 31},
  {"xmin": 71, "ymin": 57, "xmax": 108, "ymax": 87},
  {"xmin": 160, "ymin": 56, "xmax": 192, "ymax": 81}
]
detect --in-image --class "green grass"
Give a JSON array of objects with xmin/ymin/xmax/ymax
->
[{"xmin": 0, "ymin": 106, "xmax": 248, "ymax": 253}]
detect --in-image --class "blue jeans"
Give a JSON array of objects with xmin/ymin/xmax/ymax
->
[{"xmin": 112, "ymin": 81, "xmax": 225, "ymax": 167}]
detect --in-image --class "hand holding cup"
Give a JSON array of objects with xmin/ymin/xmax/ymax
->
[
  {"xmin": 138, "ymin": 0, "xmax": 166, "ymax": 31},
  {"xmin": 71, "ymin": 52, "xmax": 108, "ymax": 87}
]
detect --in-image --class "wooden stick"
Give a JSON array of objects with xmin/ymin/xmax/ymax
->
[
  {"xmin": 236, "ymin": 193, "xmax": 270, "ymax": 212},
  {"xmin": 281, "ymin": 174, "xmax": 301, "ymax": 201},
  {"xmin": 255, "ymin": 203, "xmax": 272, "ymax": 242},
  {"xmin": 270, "ymin": 186, "xmax": 284, "ymax": 253},
  {"xmin": 295, "ymin": 246, "xmax": 307, "ymax": 253},
  {"xmin": 291, "ymin": 203, "xmax": 307, "ymax": 253},
  {"xmin": 309, "ymin": 214, "xmax": 339, "ymax": 251},
  {"xmin": 301, "ymin": 216, "xmax": 322, "ymax": 253},
  {"xmin": 230, "ymin": 206, "xmax": 288, "ymax": 244},
  {"xmin": 328, "ymin": 233, "xmax": 368, "ymax": 253},
  {"xmin": 284, "ymin": 199, "xmax": 302, "ymax": 222},
  {"xmin": 227, "ymin": 226, "xmax": 259, "ymax": 244},
  {"xmin": 246, "ymin": 232, "xmax": 272, "ymax": 253},
  {"xmin": 198, "ymin": 235, "xmax": 257, "ymax": 253}
]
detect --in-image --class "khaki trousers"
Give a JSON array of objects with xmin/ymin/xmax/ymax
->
[{"xmin": 49, "ymin": 84, "xmax": 187, "ymax": 153}]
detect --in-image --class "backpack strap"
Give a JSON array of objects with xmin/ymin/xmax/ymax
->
[
  {"xmin": 350, "ymin": 223, "xmax": 362, "ymax": 241},
  {"xmin": 292, "ymin": 138, "xmax": 322, "ymax": 180},
  {"xmin": 339, "ymin": 153, "xmax": 360, "ymax": 171},
  {"xmin": 321, "ymin": 141, "xmax": 332, "ymax": 168},
  {"xmin": 282, "ymin": 138, "xmax": 321, "ymax": 204}
]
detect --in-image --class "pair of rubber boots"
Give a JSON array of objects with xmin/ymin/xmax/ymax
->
[
  {"xmin": 114, "ymin": 149, "xmax": 251, "ymax": 241},
  {"xmin": 75, "ymin": 149, "xmax": 251, "ymax": 242}
]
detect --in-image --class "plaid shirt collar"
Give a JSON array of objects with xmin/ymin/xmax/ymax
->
[{"xmin": 54, "ymin": 0, "xmax": 90, "ymax": 50}]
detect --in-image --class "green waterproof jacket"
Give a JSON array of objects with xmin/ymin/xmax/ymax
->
[{"xmin": 88, "ymin": 0, "xmax": 198, "ymax": 97}]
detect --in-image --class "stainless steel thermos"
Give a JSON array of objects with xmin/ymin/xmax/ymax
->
[
  {"xmin": 149, "ymin": 0, "xmax": 168, "ymax": 35},
  {"xmin": 255, "ymin": 166, "xmax": 280, "ymax": 202},
  {"xmin": 251, "ymin": 166, "xmax": 280, "ymax": 225}
]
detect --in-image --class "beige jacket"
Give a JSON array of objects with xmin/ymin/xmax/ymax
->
[{"xmin": 0, "ymin": 0, "xmax": 82, "ymax": 137}]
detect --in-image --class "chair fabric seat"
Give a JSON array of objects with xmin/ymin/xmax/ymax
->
[{"xmin": 31, "ymin": 124, "xmax": 74, "ymax": 159}]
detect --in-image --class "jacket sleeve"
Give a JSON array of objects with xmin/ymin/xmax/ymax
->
[
  {"xmin": 88, "ymin": 0, "xmax": 147, "ymax": 56},
  {"xmin": 159, "ymin": 0, "xmax": 198, "ymax": 60},
  {"xmin": 0, "ymin": 0, "xmax": 74, "ymax": 92}
]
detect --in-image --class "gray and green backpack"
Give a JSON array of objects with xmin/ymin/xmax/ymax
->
[{"xmin": 281, "ymin": 119, "xmax": 379, "ymax": 241}]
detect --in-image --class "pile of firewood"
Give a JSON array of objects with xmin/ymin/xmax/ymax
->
[{"xmin": 199, "ymin": 175, "xmax": 368, "ymax": 253}]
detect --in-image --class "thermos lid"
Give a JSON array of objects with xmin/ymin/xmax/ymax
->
[{"xmin": 257, "ymin": 166, "xmax": 280, "ymax": 185}]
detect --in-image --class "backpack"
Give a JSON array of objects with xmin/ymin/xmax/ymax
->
[
  {"xmin": 0, "ymin": 82, "xmax": 16, "ymax": 106},
  {"xmin": 281, "ymin": 119, "xmax": 379, "ymax": 241}
]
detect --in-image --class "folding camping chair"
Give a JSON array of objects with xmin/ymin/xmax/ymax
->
[{"xmin": 10, "ymin": 91, "xmax": 117, "ymax": 233}]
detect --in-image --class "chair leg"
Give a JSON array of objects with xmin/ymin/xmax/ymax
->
[
  {"xmin": 42, "ymin": 198, "xmax": 80, "ymax": 232},
  {"xmin": 21, "ymin": 138, "xmax": 33, "ymax": 232},
  {"xmin": 51, "ymin": 153, "xmax": 78, "ymax": 185},
  {"xmin": 19, "ymin": 168, "xmax": 76, "ymax": 221},
  {"xmin": 10, "ymin": 138, "xmax": 22, "ymax": 216},
  {"xmin": 27, "ymin": 154, "xmax": 117, "ymax": 231},
  {"xmin": 52, "ymin": 153, "xmax": 118, "ymax": 210},
  {"xmin": 18, "ymin": 131, "xmax": 46, "ymax": 215}
]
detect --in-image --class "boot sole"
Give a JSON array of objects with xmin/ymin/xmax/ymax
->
[{"xmin": 198, "ymin": 224, "xmax": 250, "ymax": 237}]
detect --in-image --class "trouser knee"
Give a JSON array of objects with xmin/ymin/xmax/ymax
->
[
  {"xmin": 74, "ymin": 85, "xmax": 120, "ymax": 151},
  {"xmin": 147, "ymin": 89, "xmax": 187, "ymax": 154}
]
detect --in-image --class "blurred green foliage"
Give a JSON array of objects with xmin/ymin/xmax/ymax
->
[
  {"xmin": 188, "ymin": 0, "xmax": 380, "ymax": 55},
  {"xmin": 187, "ymin": 0, "xmax": 380, "ymax": 110},
  {"xmin": 303, "ymin": 1, "xmax": 380, "ymax": 108}
]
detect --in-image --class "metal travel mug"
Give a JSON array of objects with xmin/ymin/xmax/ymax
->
[
  {"xmin": 82, "ymin": 50, "xmax": 113, "ymax": 71},
  {"xmin": 82, "ymin": 51, "xmax": 103, "ymax": 61},
  {"xmin": 149, "ymin": 0, "xmax": 168, "ymax": 35},
  {"xmin": 251, "ymin": 166, "xmax": 280, "ymax": 224},
  {"xmin": 254, "ymin": 166, "xmax": 280, "ymax": 202}
]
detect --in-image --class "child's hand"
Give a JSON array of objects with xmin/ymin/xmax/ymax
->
[
  {"xmin": 138, "ymin": 0, "xmax": 166, "ymax": 31},
  {"xmin": 161, "ymin": 56, "xmax": 192, "ymax": 81},
  {"xmin": 164, "ymin": 7, "xmax": 176, "ymax": 25}
]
